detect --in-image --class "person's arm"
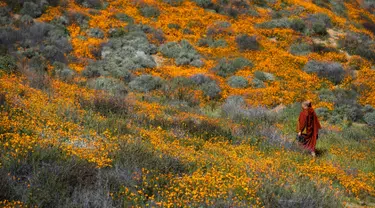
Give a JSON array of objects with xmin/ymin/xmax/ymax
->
[{"xmin": 298, "ymin": 112, "xmax": 307, "ymax": 135}]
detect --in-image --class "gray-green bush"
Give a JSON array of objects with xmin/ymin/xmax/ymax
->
[
  {"xmin": 236, "ymin": 34, "xmax": 260, "ymax": 51},
  {"xmin": 305, "ymin": 13, "xmax": 332, "ymax": 36},
  {"xmin": 52, "ymin": 62, "xmax": 75, "ymax": 82},
  {"xmin": 252, "ymin": 78, "xmax": 265, "ymax": 88},
  {"xmin": 197, "ymin": 38, "xmax": 227, "ymax": 48},
  {"xmin": 159, "ymin": 40, "xmax": 203, "ymax": 67},
  {"xmin": 163, "ymin": 0, "xmax": 183, "ymax": 6},
  {"xmin": 87, "ymin": 77, "xmax": 127, "ymax": 95},
  {"xmin": 338, "ymin": 33, "xmax": 375, "ymax": 62},
  {"xmin": 212, "ymin": 57, "xmax": 253, "ymax": 77},
  {"xmin": 303, "ymin": 60, "xmax": 345, "ymax": 84},
  {"xmin": 139, "ymin": 5, "xmax": 160, "ymax": 18},
  {"xmin": 254, "ymin": 71, "xmax": 275, "ymax": 82},
  {"xmin": 83, "ymin": 30, "xmax": 157, "ymax": 79},
  {"xmin": 0, "ymin": 55, "xmax": 17, "ymax": 73},
  {"xmin": 364, "ymin": 112, "xmax": 375, "ymax": 126},
  {"xmin": 200, "ymin": 80, "xmax": 221, "ymax": 99},
  {"xmin": 289, "ymin": 42, "xmax": 312, "ymax": 55},
  {"xmin": 129, "ymin": 74, "xmax": 163, "ymax": 92},
  {"xmin": 20, "ymin": 2, "xmax": 42, "ymax": 18},
  {"xmin": 227, "ymin": 76, "xmax": 249, "ymax": 88},
  {"xmin": 75, "ymin": 0, "xmax": 103, "ymax": 9}
]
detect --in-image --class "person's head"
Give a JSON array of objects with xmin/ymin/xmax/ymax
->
[{"xmin": 301, "ymin": 100, "xmax": 312, "ymax": 109}]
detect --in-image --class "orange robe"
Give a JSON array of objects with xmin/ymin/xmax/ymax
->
[{"xmin": 297, "ymin": 108, "xmax": 321, "ymax": 152}]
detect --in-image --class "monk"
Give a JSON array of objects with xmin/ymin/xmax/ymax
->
[{"xmin": 297, "ymin": 101, "xmax": 321, "ymax": 157}]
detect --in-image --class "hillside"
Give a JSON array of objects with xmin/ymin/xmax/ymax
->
[{"xmin": 1, "ymin": 0, "xmax": 375, "ymax": 207}]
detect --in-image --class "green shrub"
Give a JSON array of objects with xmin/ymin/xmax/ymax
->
[
  {"xmin": 20, "ymin": 2, "xmax": 42, "ymax": 18},
  {"xmin": 235, "ymin": 34, "xmax": 260, "ymax": 51},
  {"xmin": 315, "ymin": 107, "xmax": 330, "ymax": 120},
  {"xmin": 254, "ymin": 70, "xmax": 275, "ymax": 82},
  {"xmin": 167, "ymin": 23, "xmax": 181, "ymax": 29},
  {"xmin": 42, "ymin": 45, "xmax": 66, "ymax": 63},
  {"xmin": 206, "ymin": 21, "xmax": 232, "ymax": 37},
  {"xmin": 312, "ymin": 0, "xmax": 330, "ymax": 8},
  {"xmin": 182, "ymin": 28, "xmax": 194, "ymax": 34},
  {"xmin": 87, "ymin": 77, "xmax": 127, "ymax": 95},
  {"xmin": 159, "ymin": 41, "xmax": 181, "ymax": 58},
  {"xmin": 0, "ymin": 55, "xmax": 17, "ymax": 73},
  {"xmin": 303, "ymin": 60, "xmax": 346, "ymax": 84},
  {"xmin": 192, "ymin": 0, "xmax": 212, "ymax": 8},
  {"xmin": 129, "ymin": 74, "xmax": 163, "ymax": 92},
  {"xmin": 338, "ymin": 33, "xmax": 375, "ymax": 62},
  {"xmin": 227, "ymin": 76, "xmax": 249, "ymax": 88},
  {"xmin": 163, "ymin": 0, "xmax": 183, "ymax": 6},
  {"xmin": 234, "ymin": 56, "xmax": 253, "ymax": 68},
  {"xmin": 84, "ymin": 30, "xmax": 157, "ymax": 79},
  {"xmin": 258, "ymin": 175, "xmax": 342, "ymax": 208},
  {"xmin": 289, "ymin": 42, "xmax": 312, "ymax": 55},
  {"xmin": 289, "ymin": 18, "xmax": 306, "ymax": 32},
  {"xmin": 190, "ymin": 73, "xmax": 213, "ymax": 85},
  {"xmin": 257, "ymin": 18, "xmax": 291, "ymax": 29},
  {"xmin": 318, "ymin": 88, "xmax": 335, "ymax": 102},
  {"xmin": 197, "ymin": 38, "xmax": 227, "ymax": 48},
  {"xmin": 75, "ymin": 0, "xmax": 103, "ymax": 9},
  {"xmin": 52, "ymin": 62, "xmax": 75, "ymax": 82},
  {"xmin": 257, "ymin": 17, "xmax": 305, "ymax": 32},
  {"xmin": 200, "ymin": 80, "xmax": 221, "ymax": 99},
  {"xmin": 331, "ymin": 104, "xmax": 363, "ymax": 123},
  {"xmin": 362, "ymin": 105, "xmax": 374, "ymax": 114},
  {"xmin": 115, "ymin": 13, "xmax": 134, "ymax": 23},
  {"xmin": 305, "ymin": 13, "xmax": 332, "ymax": 36},
  {"xmin": 252, "ymin": 78, "xmax": 265, "ymax": 88},
  {"xmin": 212, "ymin": 57, "xmax": 253, "ymax": 77},
  {"xmin": 341, "ymin": 125, "xmax": 374, "ymax": 141},
  {"xmin": 364, "ymin": 112, "xmax": 375, "ymax": 126},
  {"xmin": 0, "ymin": 146, "xmax": 99, "ymax": 208},
  {"xmin": 139, "ymin": 5, "xmax": 160, "ymax": 18},
  {"xmin": 159, "ymin": 40, "xmax": 203, "ymax": 67},
  {"xmin": 330, "ymin": 0, "xmax": 347, "ymax": 16}
]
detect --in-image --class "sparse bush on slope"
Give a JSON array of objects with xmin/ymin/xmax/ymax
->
[
  {"xmin": 52, "ymin": 62, "xmax": 75, "ymax": 82},
  {"xmin": 212, "ymin": 57, "xmax": 253, "ymax": 77},
  {"xmin": 235, "ymin": 34, "xmax": 260, "ymax": 51},
  {"xmin": 305, "ymin": 13, "xmax": 332, "ymax": 36},
  {"xmin": 338, "ymin": 32, "xmax": 375, "ymax": 62},
  {"xmin": 200, "ymin": 80, "xmax": 221, "ymax": 99},
  {"xmin": 75, "ymin": 0, "xmax": 103, "ymax": 9},
  {"xmin": 163, "ymin": 0, "xmax": 183, "ymax": 6},
  {"xmin": 20, "ymin": 2, "xmax": 42, "ymax": 18},
  {"xmin": 197, "ymin": 38, "xmax": 227, "ymax": 48},
  {"xmin": 254, "ymin": 70, "xmax": 275, "ymax": 82},
  {"xmin": 129, "ymin": 74, "xmax": 163, "ymax": 92},
  {"xmin": 258, "ymin": 175, "xmax": 342, "ymax": 208},
  {"xmin": 115, "ymin": 13, "xmax": 134, "ymax": 24},
  {"xmin": 83, "ymin": 29, "xmax": 157, "ymax": 79},
  {"xmin": 364, "ymin": 112, "xmax": 375, "ymax": 126},
  {"xmin": 227, "ymin": 76, "xmax": 249, "ymax": 88},
  {"xmin": 0, "ymin": 55, "xmax": 17, "ymax": 73},
  {"xmin": 252, "ymin": 78, "xmax": 266, "ymax": 88},
  {"xmin": 139, "ymin": 5, "xmax": 160, "ymax": 18},
  {"xmin": 303, "ymin": 60, "xmax": 346, "ymax": 84},
  {"xmin": 87, "ymin": 77, "xmax": 127, "ymax": 95},
  {"xmin": 289, "ymin": 42, "xmax": 312, "ymax": 55},
  {"xmin": 159, "ymin": 40, "xmax": 204, "ymax": 67}
]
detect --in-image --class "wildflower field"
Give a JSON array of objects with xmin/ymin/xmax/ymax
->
[{"xmin": 1, "ymin": 0, "xmax": 375, "ymax": 207}]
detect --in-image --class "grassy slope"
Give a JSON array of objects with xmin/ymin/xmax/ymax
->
[{"xmin": 1, "ymin": 0, "xmax": 375, "ymax": 207}]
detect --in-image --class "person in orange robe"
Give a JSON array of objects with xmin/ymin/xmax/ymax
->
[{"xmin": 297, "ymin": 101, "xmax": 321, "ymax": 157}]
